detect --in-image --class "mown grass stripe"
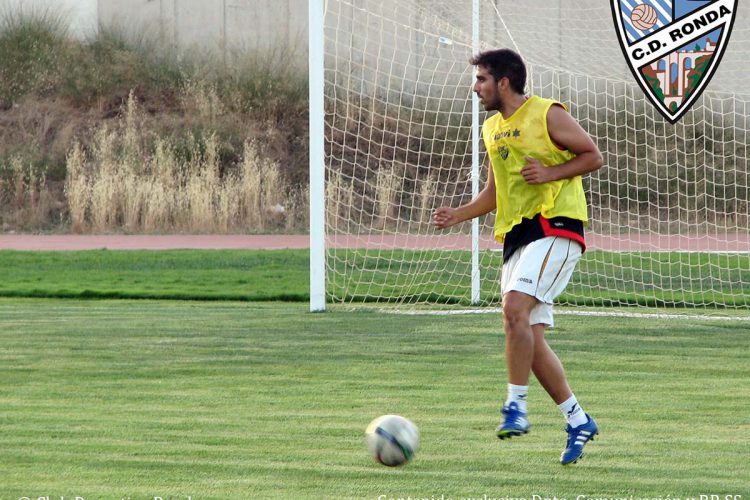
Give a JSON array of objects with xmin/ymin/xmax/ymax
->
[{"xmin": 0, "ymin": 299, "xmax": 747, "ymax": 498}]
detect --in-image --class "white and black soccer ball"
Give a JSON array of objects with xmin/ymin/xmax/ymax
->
[{"xmin": 365, "ymin": 414, "xmax": 419, "ymax": 466}]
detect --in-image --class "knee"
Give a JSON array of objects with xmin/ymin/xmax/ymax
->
[{"xmin": 502, "ymin": 294, "xmax": 534, "ymax": 331}]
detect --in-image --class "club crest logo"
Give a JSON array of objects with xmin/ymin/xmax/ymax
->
[{"xmin": 610, "ymin": 0, "xmax": 738, "ymax": 123}]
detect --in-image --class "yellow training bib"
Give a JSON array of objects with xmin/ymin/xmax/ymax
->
[{"xmin": 482, "ymin": 96, "xmax": 589, "ymax": 242}]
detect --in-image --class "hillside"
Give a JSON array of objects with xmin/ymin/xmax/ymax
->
[{"xmin": 0, "ymin": 12, "xmax": 309, "ymax": 233}]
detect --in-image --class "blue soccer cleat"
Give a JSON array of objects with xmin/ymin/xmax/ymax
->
[
  {"xmin": 560, "ymin": 414, "xmax": 598, "ymax": 465},
  {"xmin": 495, "ymin": 401, "xmax": 530, "ymax": 439}
]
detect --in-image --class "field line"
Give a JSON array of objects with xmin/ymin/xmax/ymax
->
[{"xmin": 375, "ymin": 307, "xmax": 750, "ymax": 321}]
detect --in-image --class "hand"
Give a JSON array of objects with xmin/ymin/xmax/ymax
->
[
  {"xmin": 520, "ymin": 156, "xmax": 555, "ymax": 184},
  {"xmin": 432, "ymin": 206, "xmax": 460, "ymax": 230}
]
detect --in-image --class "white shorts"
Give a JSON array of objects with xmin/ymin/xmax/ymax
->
[{"xmin": 501, "ymin": 236, "xmax": 583, "ymax": 327}]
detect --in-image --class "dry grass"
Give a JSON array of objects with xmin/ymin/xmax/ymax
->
[
  {"xmin": 374, "ymin": 163, "xmax": 398, "ymax": 228},
  {"xmin": 64, "ymin": 92, "xmax": 300, "ymax": 234},
  {"xmin": 0, "ymin": 155, "xmax": 55, "ymax": 229},
  {"xmin": 0, "ymin": 12, "xmax": 309, "ymax": 233},
  {"xmin": 418, "ymin": 173, "xmax": 437, "ymax": 225}
]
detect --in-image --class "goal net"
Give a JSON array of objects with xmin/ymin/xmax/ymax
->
[{"xmin": 316, "ymin": 0, "xmax": 750, "ymax": 310}]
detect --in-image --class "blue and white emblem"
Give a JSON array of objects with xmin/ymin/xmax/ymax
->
[{"xmin": 610, "ymin": 0, "xmax": 738, "ymax": 123}]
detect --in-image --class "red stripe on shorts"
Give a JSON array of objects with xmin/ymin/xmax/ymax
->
[{"xmin": 540, "ymin": 216, "xmax": 587, "ymax": 253}]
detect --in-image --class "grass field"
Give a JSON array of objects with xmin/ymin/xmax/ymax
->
[
  {"xmin": 0, "ymin": 298, "xmax": 748, "ymax": 499},
  {"xmin": 0, "ymin": 250, "xmax": 307, "ymax": 301},
  {"xmin": 1, "ymin": 249, "xmax": 749, "ymax": 307}
]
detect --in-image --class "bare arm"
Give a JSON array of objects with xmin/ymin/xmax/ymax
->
[
  {"xmin": 520, "ymin": 104, "xmax": 603, "ymax": 184},
  {"xmin": 433, "ymin": 163, "xmax": 496, "ymax": 230}
]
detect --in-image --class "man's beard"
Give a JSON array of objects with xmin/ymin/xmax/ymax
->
[{"xmin": 483, "ymin": 95, "xmax": 503, "ymax": 112}]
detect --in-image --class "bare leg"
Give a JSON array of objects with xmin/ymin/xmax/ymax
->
[
  {"xmin": 530, "ymin": 324, "xmax": 573, "ymax": 405},
  {"xmin": 502, "ymin": 291, "xmax": 539, "ymax": 386},
  {"xmin": 496, "ymin": 291, "xmax": 538, "ymax": 438}
]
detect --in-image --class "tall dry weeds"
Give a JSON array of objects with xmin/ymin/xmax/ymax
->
[
  {"xmin": 325, "ymin": 169, "xmax": 343, "ymax": 231},
  {"xmin": 1, "ymin": 15, "xmax": 310, "ymax": 232},
  {"xmin": 64, "ymin": 142, "xmax": 89, "ymax": 232},
  {"xmin": 181, "ymin": 78, "xmax": 225, "ymax": 124},
  {"xmin": 418, "ymin": 173, "xmax": 437, "ymax": 226},
  {"xmin": 239, "ymin": 140, "xmax": 286, "ymax": 229},
  {"xmin": 375, "ymin": 164, "xmax": 398, "ymax": 228},
  {"xmin": 63, "ymin": 92, "xmax": 296, "ymax": 233},
  {"xmin": 2, "ymin": 155, "xmax": 54, "ymax": 229}
]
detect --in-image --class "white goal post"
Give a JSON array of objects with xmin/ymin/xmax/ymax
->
[
  {"xmin": 310, "ymin": 0, "xmax": 750, "ymax": 312},
  {"xmin": 309, "ymin": 0, "xmax": 326, "ymax": 311}
]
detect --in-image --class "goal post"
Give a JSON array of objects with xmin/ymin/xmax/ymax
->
[
  {"xmin": 470, "ymin": 0, "xmax": 481, "ymax": 306},
  {"xmin": 310, "ymin": 0, "xmax": 750, "ymax": 312},
  {"xmin": 309, "ymin": 0, "xmax": 326, "ymax": 312}
]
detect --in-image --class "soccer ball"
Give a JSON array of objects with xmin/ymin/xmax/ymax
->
[{"xmin": 365, "ymin": 414, "xmax": 419, "ymax": 466}]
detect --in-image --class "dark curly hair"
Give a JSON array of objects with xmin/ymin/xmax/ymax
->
[{"xmin": 469, "ymin": 48, "xmax": 526, "ymax": 94}]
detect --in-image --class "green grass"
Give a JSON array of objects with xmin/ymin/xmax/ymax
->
[
  {"xmin": 0, "ymin": 299, "xmax": 747, "ymax": 498},
  {"xmin": 331, "ymin": 249, "xmax": 750, "ymax": 307},
  {"xmin": 0, "ymin": 249, "xmax": 308, "ymax": 301},
  {"xmin": 2, "ymin": 248, "xmax": 747, "ymax": 308}
]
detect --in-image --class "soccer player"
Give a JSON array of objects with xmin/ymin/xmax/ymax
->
[{"xmin": 432, "ymin": 48, "xmax": 603, "ymax": 465}]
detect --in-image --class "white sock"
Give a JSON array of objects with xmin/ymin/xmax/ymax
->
[
  {"xmin": 558, "ymin": 394, "xmax": 588, "ymax": 428},
  {"xmin": 505, "ymin": 384, "xmax": 528, "ymax": 413}
]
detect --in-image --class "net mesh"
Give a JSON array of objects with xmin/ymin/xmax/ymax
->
[{"xmin": 322, "ymin": 0, "xmax": 750, "ymax": 309}]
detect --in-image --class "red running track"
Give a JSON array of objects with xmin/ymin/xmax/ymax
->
[{"xmin": 0, "ymin": 233, "xmax": 748, "ymax": 252}]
